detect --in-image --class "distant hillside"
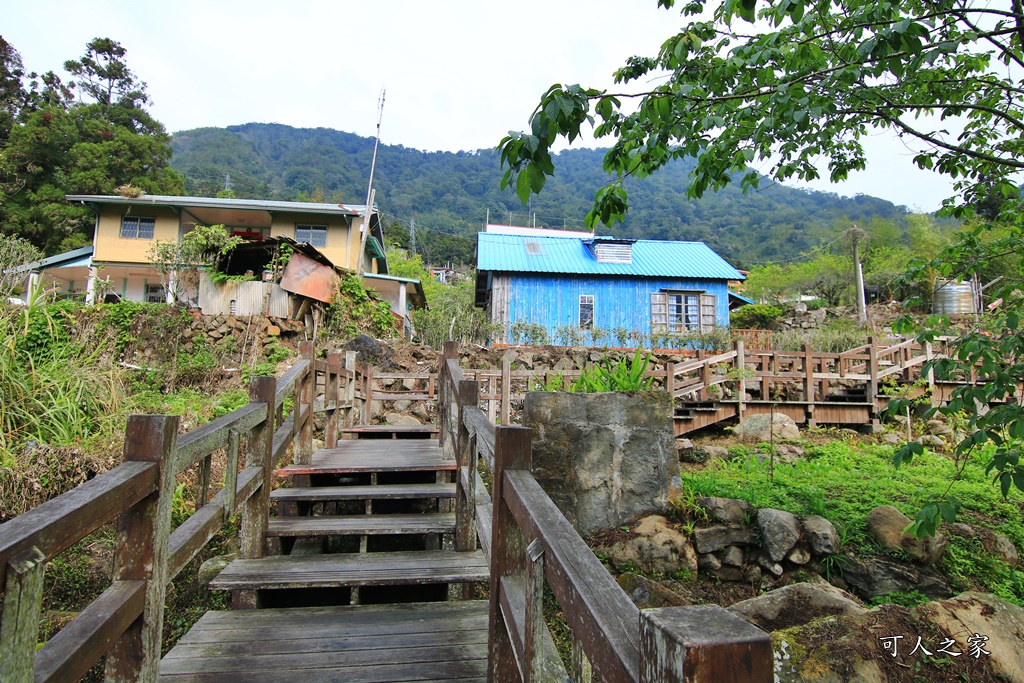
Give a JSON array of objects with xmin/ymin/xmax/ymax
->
[{"xmin": 171, "ymin": 123, "xmax": 911, "ymax": 266}]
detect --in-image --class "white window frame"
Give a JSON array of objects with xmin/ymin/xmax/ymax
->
[
  {"xmin": 579, "ymin": 294, "xmax": 594, "ymax": 330},
  {"xmin": 295, "ymin": 224, "xmax": 327, "ymax": 248},
  {"xmin": 652, "ymin": 290, "xmax": 717, "ymax": 333},
  {"xmin": 120, "ymin": 216, "xmax": 156, "ymax": 239}
]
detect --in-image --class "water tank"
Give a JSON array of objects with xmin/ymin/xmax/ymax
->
[{"xmin": 933, "ymin": 278, "xmax": 976, "ymax": 315}]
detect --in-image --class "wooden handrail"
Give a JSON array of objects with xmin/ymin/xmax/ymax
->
[{"xmin": 0, "ymin": 345, "xmax": 333, "ymax": 683}]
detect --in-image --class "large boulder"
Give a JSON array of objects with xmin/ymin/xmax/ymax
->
[
  {"xmin": 728, "ymin": 581, "xmax": 867, "ymax": 631},
  {"xmin": 734, "ymin": 413, "xmax": 800, "ymax": 442},
  {"xmin": 866, "ymin": 505, "xmax": 947, "ymax": 565},
  {"xmin": 344, "ymin": 334, "xmax": 392, "ymax": 366},
  {"xmin": 603, "ymin": 515, "xmax": 697, "ymax": 576},
  {"xmin": 525, "ymin": 391, "xmax": 677, "ymax": 536},
  {"xmin": 841, "ymin": 556, "xmax": 952, "ymax": 600},
  {"xmin": 757, "ymin": 508, "xmax": 801, "ymax": 562}
]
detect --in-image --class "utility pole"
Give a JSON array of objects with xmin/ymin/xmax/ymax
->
[
  {"xmin": 410, "ymin": 218, "xmax": 416, "ymax": 254},
  {"xmin": 357, "ymin": 89, "xmax": 385, "ymax": 278},
  {"xmin": 847, "ymin": 225, "xmax": 868, "ymax": 325}
]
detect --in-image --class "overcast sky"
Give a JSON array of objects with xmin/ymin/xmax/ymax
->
[{"xmin": 6, "ymin": 0, "xmax": 955, "ymax": 213}]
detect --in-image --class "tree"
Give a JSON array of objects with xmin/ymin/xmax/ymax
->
[
  {"xmin": 0, "ymin": 37, "xmax": 183, "ymax": 254},
  {"xmin": 148, "ymin": 224, "xmax": 242, "ymax": 303},
  {"xmin": 499, "ymin": 0, "xmax": 1024, "ymax": 226},
  {"xmin": 498, "ymin": 0, "xmax": 1024, "ymax": 535},
  {"xmin": 0, "ymin": 233, "xmax": 42, "ymax": 297}
]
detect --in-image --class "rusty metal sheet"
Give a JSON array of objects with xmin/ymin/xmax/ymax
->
[{"xmin": 279, "ymin": 252, "xmax": 339, "ymax": 304}]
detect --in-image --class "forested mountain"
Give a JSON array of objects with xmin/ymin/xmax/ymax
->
[{"xmin": 171, "ymin": 123, "xmax": 912, "ymax": 266}]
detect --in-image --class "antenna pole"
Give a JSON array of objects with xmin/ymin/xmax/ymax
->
[{"xmin": 358, "ymin": 88, "xmax": 385, "ymax": 278}]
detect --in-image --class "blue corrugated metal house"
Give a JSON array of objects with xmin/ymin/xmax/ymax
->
[{"xmin": 474, "ymin": 230, "xmax": 745, "ymax": 345}]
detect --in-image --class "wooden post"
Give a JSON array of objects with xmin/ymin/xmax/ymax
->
[
  {"xmin": 296, "ymin": 341, "xmax": 315, "ymax": 465},
  {"xmin": 105, "ymin": 414, "xmax": 179, "ymax": 682},
  {"xmin": 0, "ymin": 547, "xmax": 46, "ymax": 683},
  {"xmin": 639, "ymin": 605, "xmax": 773, "ymax": 683},
  {"xmin": 735, "ymin": 340, "xmax": 746, "ymax": 422},
  {"xmin": 866, "ymin": 335, "xmax": 878, "ymax": 407},
  {"xmin": 344, "ymin": 350, "xmax": 357, "ymax": 428},
  {"xmin": 488, "ymin": 425, "xmax": 533, "ymax": 682},
  {"xmin": 487, "ymin": 375, "xmax": 498, "ymax": 424},
  {"xmin": 195, "ymin": 453, "xmax": 212, "ymax": 510},
  {"xmin": 699, "ymin": 350, "xmax": 711, "ymax": 402},
  {"xmin": 666, "ymin": 361, "xmax": 676, "ymax": 400},
  {"xmin": 524, "ymin": 539, "xmax": 546, "ymax": 683},
  {"xmin": 224, "ymin": 428, "xmax": 239, "ymax": 516},
  {"xmin": 925, "ymin": 341, "xmax": 938, "ymax": 408},
  {"xmin": 359, "ymin": 363, "xmax": 373, "ymax": 425},
  {"xmin": 325, "ymin": 350, "xmax": 342, "ymax": 449},
  {"xmin": 803, "ymin": 343, "xmax": 815, "ymax": 426},
  {"xmin": 762, "ymin": 352, "xmax": 771, "ymax": 400},
  {"xmin": 439, "ymin": 342, "xmax": 458, "ymax": 451},
  {"xmin": 570, "ymin": 633, "xmax": 594, "ymax": 683},
  {"xmin": 455, "ymin": 379, "xmax": 479, "ymax": 554},
  {"xmin": 501, "ymin": 356, "xmax": 512, "ymax": 426},
  {"xmin": 235, "ymin": 376, "xmax": 276, "ymax": 609}
]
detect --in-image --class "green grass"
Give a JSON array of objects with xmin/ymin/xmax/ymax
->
[{"xmin": 683, "ymin": 441, "xmax": 1024, "ymax": 549}]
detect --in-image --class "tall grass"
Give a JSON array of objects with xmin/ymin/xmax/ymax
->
[{"xmin": 0, "ymin": 304, "xmax": 127, "ymax": 460}]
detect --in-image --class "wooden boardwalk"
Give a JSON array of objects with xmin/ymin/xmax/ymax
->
[{"xmin": 1, "ymin": 342, "xmax": 773, "ymax": 683}]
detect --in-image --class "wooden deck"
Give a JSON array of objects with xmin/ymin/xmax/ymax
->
[{"xmin": 159, "ymin": 601, "xmax": 489, "ymax": 682}]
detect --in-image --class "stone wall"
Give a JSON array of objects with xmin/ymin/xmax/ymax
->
[{"xmin": 524, "ymin": 390, "xmax": 677, "ymax": 536}]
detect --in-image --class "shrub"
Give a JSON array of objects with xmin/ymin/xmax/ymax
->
[{"xmin": 730, "ymin": 304, "xmax": 783, "ymax": 330}]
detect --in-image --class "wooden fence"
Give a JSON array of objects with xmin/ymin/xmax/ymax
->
[
  {"xmin": 438, "ymin": 342, "xmax": 773, "ymax": 682},
  {"xmin": 0, "ymin": 342, "xmax": 361, "ymax": 683}
]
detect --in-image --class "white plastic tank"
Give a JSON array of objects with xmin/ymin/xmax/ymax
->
[{"xmin": 933, "ymin": 278, "xmax": 976, "ymax": 315}]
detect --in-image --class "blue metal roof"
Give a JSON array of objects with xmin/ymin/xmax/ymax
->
[
  {"xmin": 476, "ymin": 233, "xmax": 744, "ymax": 280},
  {"xmin": 13, "ymin": 246, "xmax": 94, "ymax": 273}
]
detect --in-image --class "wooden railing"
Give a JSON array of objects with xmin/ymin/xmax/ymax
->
[
  {"xmin": 0, "ymin": 341, "xmax": 358, "ymax": 682},
  {"xmin": 374, "ymin": 337, "xmax": 955, "ymax": 430},
  {"xmin": 438, "ymin": 342, "xmax": 773, "ymax": 682}
]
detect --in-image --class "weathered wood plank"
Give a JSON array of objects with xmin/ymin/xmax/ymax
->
[
  {"xmin": 504, "ymin": 469, "xmax": 641, "ymax": 682},
  {"xmin": 0, "ymin": 546, "xmax": 46, "ymax": 683},
  {"xmin": 267, "ymin": 514, "xmax": 457, "ymax": 537},
  {"xmin": 274, "ymin": 360, "xmax": 310, "ymax": 409},
  {"xmin": 165, "ymin": 629, "xmax": 487, "ymax": 658},
  {"xmin": 174, "ymin": 403, "xmax": 268, "ymax": 474},
  {"xmin": 270, "ymin": 483, "xmax": 455, "ymax": 502},
  {"xmin": 209, "ymin": 549, "xmax": 487, "ymax": 590},
  {"xmin": 34, "ymin": 580, "xmax": 145, "ymax": 683},
  {"xmin": 0, "ymin": 461, "xmax": 156, "ymax": 587}
]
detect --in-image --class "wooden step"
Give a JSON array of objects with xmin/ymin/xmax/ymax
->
[
  {"xmin": 271, "ymin": 483, "xmax": 456, "ymax": 503},
  {"xmin": 278, "ymin": 441, "xmax": 455, "ymax": 476},
  {"xmin": 266, "ymin": 514, "xmax": 456, "ymax": 537},
  {"xmin": 341, "ymin": 425, "xmax": 439, "ymax": 439},
  {"xmin": 209, "ymin": 550, "xmax": 487, "ymax": 591}
]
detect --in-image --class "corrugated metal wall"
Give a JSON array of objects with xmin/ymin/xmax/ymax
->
[
  {"xmin": 198, "ymin": 274, "xmax": 290, "ymax": 317},
  {"xmin": 496, "ymin": 274, "xmax": 732, "ymax": 343}
]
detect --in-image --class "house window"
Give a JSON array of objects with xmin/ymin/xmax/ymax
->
[
  {"xmin": 145, "ymin": 283, "xmax": 165, "ymax": 303},
  {"xmin": 579, "ymin": 294, "xmax": 594, "ymax": 330},
  {"xmin": 651, "ymin": 291, "xmax": 717, "ymax": 333},
  {"xmin": 120, "ymin": 216, "xmax": 155, "ymax": 239},
  {"xmin": 295, "ymin": 224, "xmax": 327, "ymax": 247}
]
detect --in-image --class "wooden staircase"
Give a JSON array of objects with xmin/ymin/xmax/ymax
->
[{"xmin": 209, "ymin": 427, "xmax": 487, "ymax": 606}]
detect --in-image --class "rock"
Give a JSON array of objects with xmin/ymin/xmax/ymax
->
[
  {"xmin": 926, "ymin": 419, "xmax": 952, "ymax": 436},
  {"xmin": 692, "ymin": 524, "xmax": 758, "ymax": 554},
  {"xmin": 734, "ymin": 413, "xmax": 800, "ymax": 442},
  {"xmin": 604, "ymin": 515, "xmax": 698, "ymax": 576},
  {"xmin": 402, "ymin": 377, "xmax": 416, "ymax": 391},
  {"xmin": 198, "ymin": 553, "xmax": 237, "ymax": 586},
  {"xmin": 949, "ymin": 522, "xmax": 977, "ymax": 539},
  {"xmin": 704, "ymin": 446, "xmax": 730, "ymax": 459},
  {"xmin": 912, "ymin": 591, "xmax": 1024, "ymax": 680},
  {"xmin": 787, "ymin": 547, "xmax": 812, "ymax": 565},
  {"xmin": 708, "ymin": 566, "xmax": 746, "ymax": 582},
  {"xmin": 757, "ymin": 555, "xmax": 784, "ymax": 577},
  {"xmin": 842, "ymin": 556, "xmax": 952, "ymax": 600},
  {"xmin": 676, "ymin": 438, "xmax": 694, "ymax": 451},
  {"xmin": 801, "ymin": 515, "xmax": 840, "ymax": 556},
  {"xmin": 697, "ymin": 496, "xmax": 751, "ymax": 524},
  {"xmin": 728, "ymin": 581, "xmax": 867, "ymax": 631},
  {"xmin": 992, "ymin": 534, "xmax": 1019, "ymax": 567},
  {"xmin": 743, "ymin": 565, "xmax": 762, "ymax": 583},
  {"xmin": 865, "ymin": 505, "xmax": 946, "ymax": 565},
  {"xmin": 916, "ymin": 434, "xmax": 945, "ymax": 449},
  {"xmin": 881, "ymin": 432, "xmax": 901, "ymax": 445},
  {"xmin": 839, "ymin": 428, "xmax": 861, "ymax": 439},
  {"xmin": 757, "ymin": 509, "xmax": 801, "ymax": 562},
  {"xmin": 392, "ymin": 400, "xmax": 413, "ymax": 412},
  {"xmin": 616, "ymin": 573, "xmax": 692, "ymax": 608},
  {"xmin": 411, "ymin": 403, "xmax": 430, "ymax": 421},
  {"xmin": 208, "ymin": 329, "xmax": 223, "ymax": 340},
  {"xmin": 384, "ymin": 413, "xmax": 422, "ymax": 426},
  {"xmin": 525, "ymin": 391, "xmax": 676, "ymax": 536},
  {"xmin": 773, "ymin": 444, "xmax": 804, "ymax": 463},
  {"xmin": 719, "ymin": 545, "xmax": 745, "ymax": 567},
  {"xmin": 697, "ymin": 553, "xmax": 722, "ymax": 572},
  {"xmin": 344, "ymin": 334, "xmax": 392, "ymax": 366}
]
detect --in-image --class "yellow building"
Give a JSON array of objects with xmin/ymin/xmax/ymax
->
[{"xmin": 42, "ymin": 194, "xmax": 388, "ymax": 304}]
